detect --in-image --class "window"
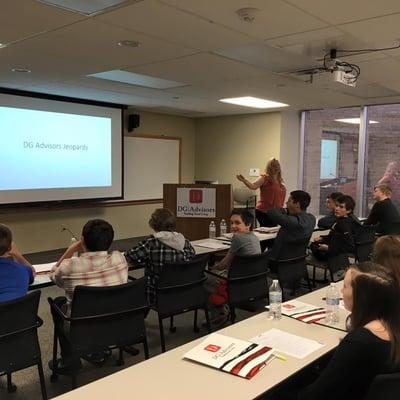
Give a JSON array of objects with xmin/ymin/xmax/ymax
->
[{"xmin": 302, "ymin": 108, "xmax": 360, "ymax": 216}]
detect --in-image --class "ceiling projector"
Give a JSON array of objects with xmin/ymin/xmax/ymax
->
[{"xmin": 332, "ymin": 69, "xmax": 357, "ymax": 87}]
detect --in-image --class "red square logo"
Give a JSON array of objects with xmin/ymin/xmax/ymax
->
[
  {"xmin": 204, "ymin": 344, "xmax": 221, "ymax": 352},
  {"xmin": 189, "ymin": 189, "xmax": 203, "ymax": 203}
]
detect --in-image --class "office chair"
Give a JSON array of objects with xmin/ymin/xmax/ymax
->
[
  {"xmin": 152, "ymin": 255, "xmax": 211, "ymax": 353},
  {"xmin": 48, "ymin": 278, "xmax": 149, "ymax": 388},
  {"xmin": 207, "ymin": 252, "xmax": 269, "ymax": 324},
  {"xmin": 0, "ymin": 291, "xmax": 47, "ymax": 400}
]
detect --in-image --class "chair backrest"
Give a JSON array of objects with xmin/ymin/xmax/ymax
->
[
  {"xmin": 227, "ymin": 253, "xmax": 269, "ymax": 305},
  {"xmin": 355, "ymin": 225, "xmax": 376, "ymax": 262},
  {"xmin": 270, "ymin": 240, "xmax": 309, "ymax": 288},
  {"xmin": 155, "ymin": 255, "xmax": 208, "ymax": 315},
  {"xmin": 69, "ymin": 278, "xmax": 147, "ymax": 355},
  {"xmin": 0, "ymin": 291, "xmax": 42, "ymax": 372},
  {"xmin": 364, "ymin": 372, "xmax": 400, "ymax": 400}
]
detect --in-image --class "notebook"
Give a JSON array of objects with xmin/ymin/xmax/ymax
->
[
  {"xmin": 183, "ymin": 333, "xmax": 275, "ymax": 379},
  {"xmin": 281, "ymin": 300, "xmax": 326, "ymax": 324}
]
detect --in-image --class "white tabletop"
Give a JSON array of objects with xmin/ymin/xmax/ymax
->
[
  {"xmin": 53, "ymin": 312, "xmax": 345, "ymax": 400},
  {"xmin": 294, "ymin": 281, "xmax": 349, "ymax": 332}
]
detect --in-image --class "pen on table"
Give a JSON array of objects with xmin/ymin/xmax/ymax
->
[{"xmin": 322, "ymin": 297, "xmax": 343, "ymax": 301}]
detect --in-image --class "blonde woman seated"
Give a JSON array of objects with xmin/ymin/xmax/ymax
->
[
  {"xmin": 372, "ymin": 234, "xmax": 400, "ymax": 284},
  {"xmin": 298, "ymin": 262, "xmax": 400, "ymax": 400}
]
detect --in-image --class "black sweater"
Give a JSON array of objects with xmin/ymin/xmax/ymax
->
[
  {"xmin": 364, "ymin": 198, "xmax": 400, "ymax": 235},
  {"xmin": 298, "ymin": 328, "xmax": 394, "ymax": 400},
  {"xmin": 320, "ymin": 215, "xmax": 361, "ymax": 255}
]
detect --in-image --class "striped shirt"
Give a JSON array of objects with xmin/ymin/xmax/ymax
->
[{"xmin": 50, "ymin": 251, "xmax": 128, "ymax": 309}]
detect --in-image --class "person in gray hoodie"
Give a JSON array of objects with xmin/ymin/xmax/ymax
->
[{"xmin": 125, "ymin": 208, "xmax": 195, "ymax": 305}]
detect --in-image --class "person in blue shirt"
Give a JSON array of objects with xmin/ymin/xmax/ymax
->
[{"xmin": 0, "ymin": 223, "xmax": 35, "ymax": 302}]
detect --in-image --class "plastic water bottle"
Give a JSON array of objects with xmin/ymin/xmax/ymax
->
[
  {"xmin": 269, "ymin": 280, "xmax": 282, "ymax": 320},
  {"xmin": 71, "ymin": 237, "xmax": 79, "ymax": 258},
  {"xmin": 209, "ymin": 221, "xmax": 216, "ymax": 239},
  {"xmin": 325, "ymin": 283, "xmax": 340, "ymax": 324},
  {"xmin": 220, "ymin": 219, "xmax": 227, "ymax": 236}
]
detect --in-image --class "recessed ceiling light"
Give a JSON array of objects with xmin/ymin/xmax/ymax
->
[
  {"xmin": 117, "ymin": 40, "xmax": 141, "ymax": 48},
  {"xmin": 37, "ymin": 0, "xmax": 129, "ymax": 16},
  {"xmin": 11, "ymin": 68, "xmax": 31, "ymax": 73},
  {"xmin": 87, "ymin": 69, "xmax": 187, "ymax": 89},
  {"xmin": 335, "ymin": 118, "xmax": 379, "ymax": 124},
  {"xmin": 219, "ymin": 96, "xmax": 289, "ymax": 109},
  {"xmin": 0, "ymin": 43, "xmax": 7, "ymax": 49}
]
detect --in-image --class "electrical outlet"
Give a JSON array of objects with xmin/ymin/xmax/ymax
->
[{"xmin": 249, "ymin": 168, "xmax": 260, "ymax": 177}]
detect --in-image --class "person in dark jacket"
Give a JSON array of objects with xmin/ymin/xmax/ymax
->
[
  {"xmin": 311, "ymin": 195, "xmax": 361, "ymax": 260},
  {"xmin": 364, "ymin": 184, "xmax": 400, "ymax": 235},
  {"xmin": 317, "ymin": 191, "xmax": 342, "ymax": 229}
]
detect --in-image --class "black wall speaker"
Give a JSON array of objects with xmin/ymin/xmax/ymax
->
[{"xmin": 128, "ymin": 114, "xmax": 140, "ymax": 132}]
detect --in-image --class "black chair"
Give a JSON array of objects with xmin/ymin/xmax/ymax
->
[
  {"xmin": 364, "ymin": 372, "xmax": 400, "ymax": 400},
  {"xmin": 0, "ymin": 291, "xmax": 47, "ymax": 400},
  {"xmin": 308, "ymin": 252, "xmax": 350, "ymax": 285},
  {"xmin": 222, "ymin": 253, "xmax": 269, "ymax": 324},
  {"xmin": 48, "ymin": 278, "xmax": 149, "ymax": 388},
  {"xmin": 152, "ymin": 255, "xmax": 211, "ymax": 353},
  {"xmin": 268, "ymin": 239, "xmax": 312, "ymax": 300},
  {"xmin": 382, "ymin": 221, "xmax": 400, "ymax": 235},
  {"xmin": 355, "ymin": 225, "xmax": 376, "ymax": 262}
]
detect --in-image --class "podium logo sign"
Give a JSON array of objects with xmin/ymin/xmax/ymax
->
[
  {"xmin": 189, "ymin": 189, "xmax": 203, "ymax": 203},
  {"xmin": 177, "ymin": 188, "xmax": 216, "ymax": 218}
]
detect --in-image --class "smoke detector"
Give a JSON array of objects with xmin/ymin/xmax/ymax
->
[{"xmin": 236, "ymin": 7, "xmax": 260, "ymax": 23}]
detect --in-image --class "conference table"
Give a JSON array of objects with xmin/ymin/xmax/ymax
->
[
  {"xmin": 29, "ymin": 230, "xmax": 278, "ymax": 290},
  {"xmin": 53, "ymin": 310, "xmax": 345, "ymax": 400}
]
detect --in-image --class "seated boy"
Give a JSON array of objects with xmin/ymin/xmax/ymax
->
[
  {"xmin": 208, "ymin": 209, "xmax": 261, "ymax": 321},
  {"xmin": 49, "ymin": 219, "xmax": 128, "ymax": 369},
  {"xmin": 213, "ymin": 208, "xmax": 261, "ymax": 274},
  {"xmin": 125, "ymin": 208, "xmax": 195, "ymax": 306},
  {"xmin": 0, "ymin": 223, "xmax": 35, "ymax": 302},
  {"xmin": 317, "ymin": 192, "xmax": 343, "ymax": 230},
  {"xmin": 364, "ymin": 184, "xmax": 400, "ymax": 235},
  {"xmin": 311, "ymin": 195, "xmax": 361, "ymax": 260}
]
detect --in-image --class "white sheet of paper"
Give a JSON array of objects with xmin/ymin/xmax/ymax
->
[
  {"xmin": 33, "ymin": 262, "xmax": 56, "ymax": 274},
  {"xmin": 194, "ymin": 240, "xmax": 230, "ymax": 250},
  {"xmin": 250, "ymin": 328, "xmax": 324, "ymax": 359}
]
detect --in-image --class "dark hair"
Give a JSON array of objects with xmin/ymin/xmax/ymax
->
[
  {"xmin": 149, "ymin": 208, "xmax": 176, "ymax": 232},
  {"xmin": 290, "ymin": 190, "xmax": 311, "ymax": 211},
  {"xmin": 373, "ymin": 235, "xmax": 400, "ymax": 284},
  {"xmin": 230, "ymin": 208, "xmax": 254, "ymax": 229},
  {"xmin": 0, "ymin": 224, "xmax": 12, "ymax": 256},
  {"xmin": 82, "ymin": 219, "xmax": 114, "ymax": 251},
  {"xmin": 349, "ymin": 262, "xmax": 400, "ymax": 364},
  {"xmin": 327, "ymin": 192, "xmax": 343, "ymax": 201},
  {"xmin": 336, "ymin": 194, "xmax": 355, "ymax": 213}
]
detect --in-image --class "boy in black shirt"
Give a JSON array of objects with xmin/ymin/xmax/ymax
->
[{"xmin": 364, "ymin": 184, "xmax": 400, "ymax": 235}]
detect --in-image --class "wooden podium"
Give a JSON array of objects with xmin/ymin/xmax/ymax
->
[{"xmin": 163, "ymin": 184, "xmax": 233, "ymax": 240}]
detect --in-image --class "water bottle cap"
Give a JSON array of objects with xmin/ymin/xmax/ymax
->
[{"xmin": 272, "ymin": 279, "xmax": 278, "ymax": 283}]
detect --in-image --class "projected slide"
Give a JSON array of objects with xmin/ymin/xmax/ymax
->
[{"xmin": 0, "ymin": 107, "xmax": 112, "ymax": 190}]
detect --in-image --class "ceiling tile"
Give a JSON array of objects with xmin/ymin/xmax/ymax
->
[
  {"xmin": 286, "ymin": 0, "xmax": 400, "ymax": 25},
  {"xmin": 96, "ymin": 0, "xmax": 256, "ymax": 51},
  {"xmin": 127, "ymin": 53, "xmax": 269, "ymax": 84},
  {"xmin": 0, "ymin": 0, "xmax": 83, "ymax": 44},
  {"xmin": 161, "ymin": 0, "xmax": 327, "ymax": 39}
]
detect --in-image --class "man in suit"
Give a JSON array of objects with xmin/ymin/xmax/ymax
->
[{"xmin": 265, "ymin": 190, "xmax": 316, "ymax": 262}]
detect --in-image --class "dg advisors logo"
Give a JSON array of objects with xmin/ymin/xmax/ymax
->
[{"xmin": 189, "ymin": 189, "xmax": 203, "ymax": 203}]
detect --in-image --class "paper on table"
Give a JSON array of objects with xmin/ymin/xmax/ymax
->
[
  {"xmin": 281, "ymin": 300, "xmax": 325, "ymax": 316},
  {"xmin": 194, "ymin": 240, "xmax": 230, "ymax": 250},
  {"xmin": 254, "ymin": 226, "xmax": 279, "ymax": 233},
  {"xmin": 250, "ymin": 328, "xmax": 324, "ymax": 359},
  {"xmin": 33, "ymin": 262, "xmax": 56, "ymax": 274}
]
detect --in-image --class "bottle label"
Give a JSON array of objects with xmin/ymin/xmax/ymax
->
[
  {"xmin": 269, "ymin": 292, "xmax": 282, "ymax": 303},
  {"xmin": 326, "ymin": 297, "xmax": 340, "ymax": 306}
]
